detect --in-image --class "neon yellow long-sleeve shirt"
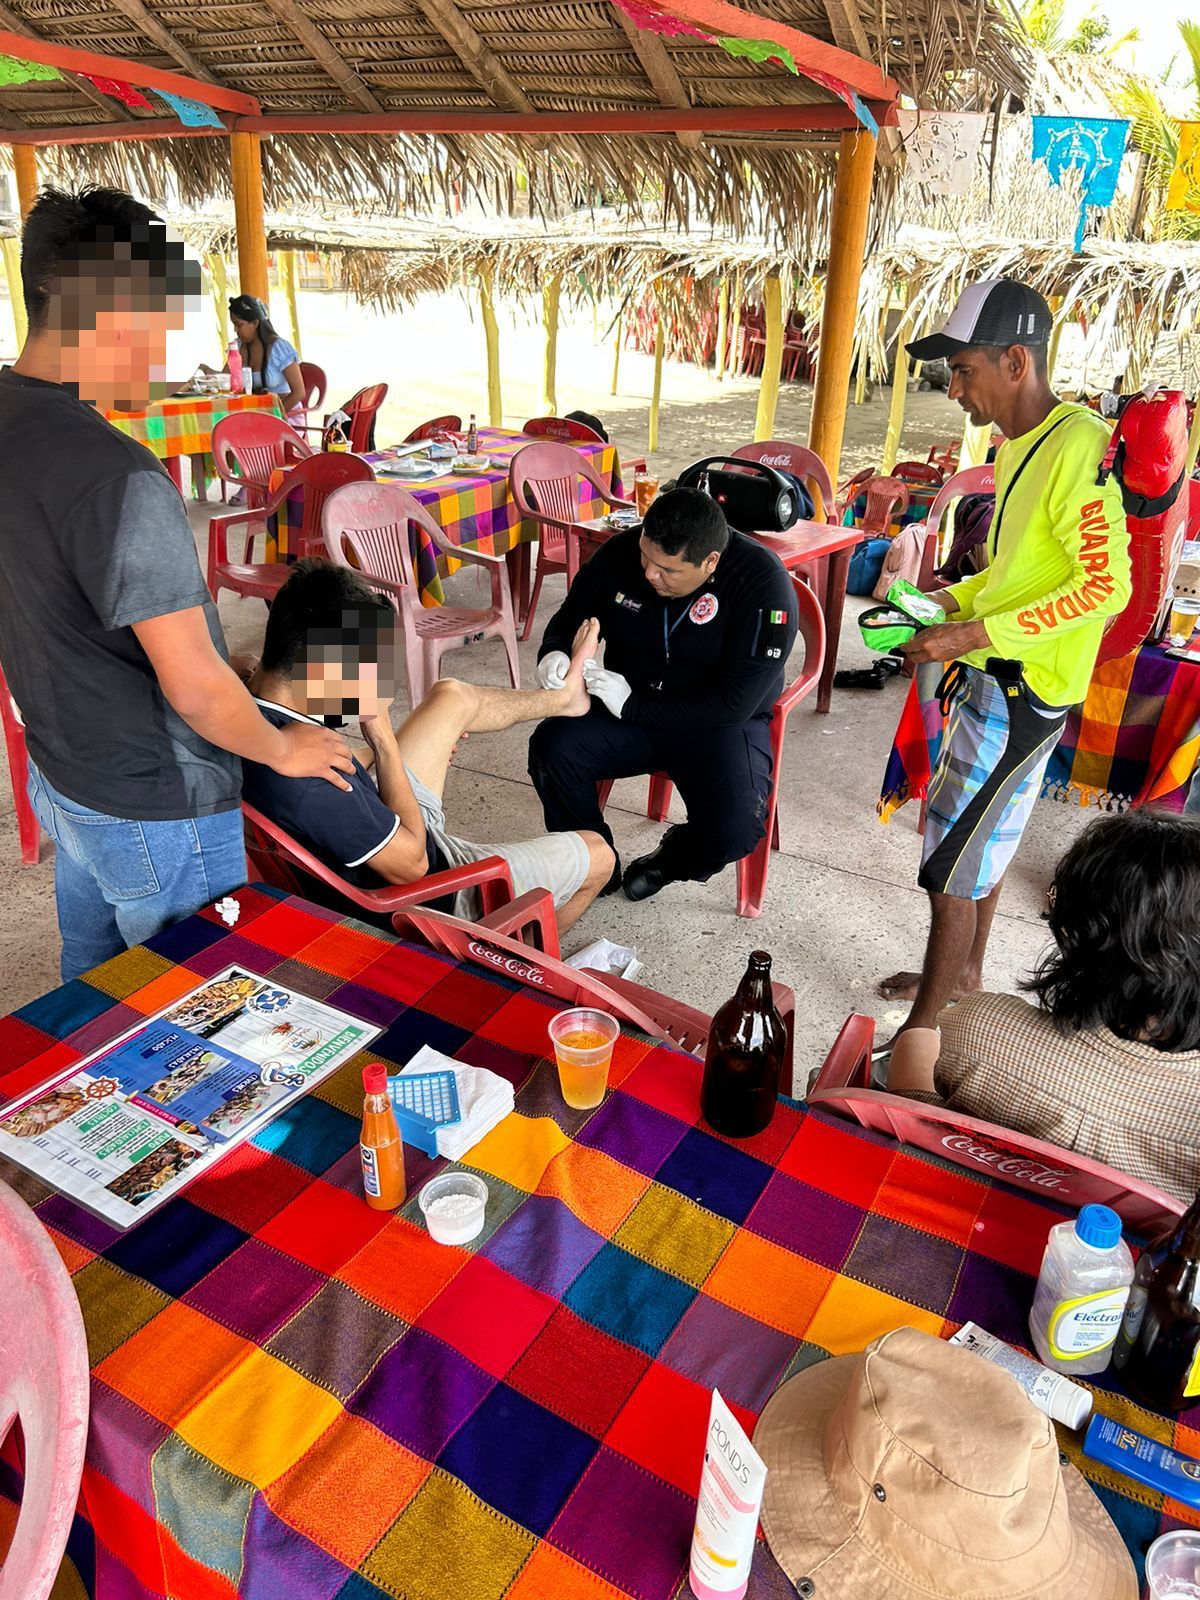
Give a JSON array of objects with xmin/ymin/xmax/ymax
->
[{"xmin": 943, "ymin": 402, "xmax": 1131, "ymax": 708}]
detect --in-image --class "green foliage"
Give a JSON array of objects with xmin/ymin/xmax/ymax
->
[{"xmin": 1115, "ymin": 17, "xmax": 1200, "ymax": 242}]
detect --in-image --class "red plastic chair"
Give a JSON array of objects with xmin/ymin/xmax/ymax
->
[
  {"xmin": 341, "ymin": 383, "xmax": 389, "ymax": 453},
  {"xmin": 523, "ymin": 417, "xmax": 648, "ymax": 481},
  {"xmin": 808, "ymin": 1014, "xmax": 1185, "ymax": 1238},
  {"xmin": 295, "ymin": 361, "xmax": 328, "ymax": 437},
  {"xmin": 211, "ymin": 412, "xmax": 312, "ymax": 510},
  {"xmin": 914, "ymin": 464, "xmax": 996, "ymax": 590},
  {"xmin": 893, "ymin": 460, "xmax": 944, "ymax": 487},
  {"xmin": 322, "ymin": 480, "xmax": 520, "ymax": 707},
  {"xmin": 0, "ymin": 666, "xmax": 39, "ymax": 865},
  {"xmin": 596, "ymin": 575, "xmax": 825, "ymax": 918},
  {"xmin": 207, "ymin": 452, "xmax": 375, "ymax": 603},
  {"xmin": 509, "ymin": 441, "xmax": 636, "ymax": 641},
  {"xmin": 404, "ymin": 414, "xmax": 462, "ymax": 442},
  {"xmin": 838, "ymin": 470, "xmax": 911, "ymax": 535},
  {"xmin": 732, "ymin": 439, "xmax": 836, "ymax": 524},
  {"xmin": 0, "ymin": 1179, "xmax": 89, "ymax": 1600},
  {"xmin": 391, "ymin": 902, "xmax": 796, "ymax": 1076}
]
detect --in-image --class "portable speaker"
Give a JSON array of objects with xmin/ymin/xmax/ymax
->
[{"xmin": 676, "ymin": 456, "xmax": 804, "ymax": 533}]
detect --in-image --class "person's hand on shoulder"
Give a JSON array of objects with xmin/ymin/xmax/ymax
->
[{"xmin": 272, "ymin": 721, "xmax": 354, "ymax": 790}]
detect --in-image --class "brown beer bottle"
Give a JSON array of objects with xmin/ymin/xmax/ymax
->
[
  {"xmin": 1120, "ymin": 1189, "xmax": 1200, "ymax": 1411},
  {"xmin": 700, "ymin": 952, "xmax": 786, "ymax": 1139}
]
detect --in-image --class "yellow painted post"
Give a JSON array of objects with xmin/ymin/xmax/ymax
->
[
  {"xmin": 207, "ymin": 252, "xmax": 229, "ymax": 357},
  {"xmin": 2, "ymin": 236, "xmax": 26, "ymax": 348},
  {"xmin": 649, "ymin": 293, "xmax": 665, "ymax": 454},
  {"xmin": 754, "ymin": 275, "xmax": 784, "ymax": 441},
  {"xmin": 542, "ymin": 272, "xmax": 561, "ymax": 415},
  {"xmin": 1046, "ymin": 295, "xmax": 1065, "ymax": 387},
  {"xmin": 611, "ymin": 316, "xmax": 621, "ymax": 396},
  {"xmin": 715, "ymin": 276, "xmax": 729, "ymax": 381},
  {"xmin": 808, "ymin": 130, "xmax": 878, "ymax": 487},
  {"xmin": 230, "ymin": 132, "xmax": 270, "ymax": 303},
  {"xmin": 282, "ymin": 250, "xmax": 302, "ymax": 357},
  {"xmin": 479, "ymin": 262, "xmax": 502, "ymax": 426},
  {"xmin": 882, "ymin": 303, "xmax": 914, "ymax": 473},
  {"xmin": 13, "ymin": 147, "xmax": 37, "ymax": 220},
  {"xmin": 729, "ymin": 268, "xmax": 743, "ymax": 378}
]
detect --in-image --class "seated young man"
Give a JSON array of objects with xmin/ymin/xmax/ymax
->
[
  {"xmin": 887, "ymin": 808, "xmax": 1200, "ymax": 1205},
  {"xmin": 241, "ymin": 561, "xmax": 613, "ymax": 933}
]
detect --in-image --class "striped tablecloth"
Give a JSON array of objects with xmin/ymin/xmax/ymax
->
[
  {"xmin": 106, "ymin": 392, "xmax": 283, "ymax": 462},
  {"xmin": 0, "ymin": 886, "xmax": 1192, "ymax": 1599}
]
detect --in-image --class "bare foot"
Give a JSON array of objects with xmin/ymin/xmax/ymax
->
[
  {"xmin": 877, "ymin": 971, "xmax": 922, "ymax": 1002},
  {"xmin": 560, "ymin": 618, "xmax": 600, "ymax": 717}
]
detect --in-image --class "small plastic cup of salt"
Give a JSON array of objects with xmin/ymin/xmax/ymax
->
[{"xmin": 419, "ymin": 1172, "xmax": 488, "ymax": 1245}]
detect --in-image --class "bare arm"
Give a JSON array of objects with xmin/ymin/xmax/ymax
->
[
  {"xmin": 357, "ymin": 715, "xmax": 430, "ymax": 883},
  {"xmin": 133, "ymin": 608, "xmax": 354, "ymax": 788},
  {"xmin": 279, "ymin": 360, "xmax": 308, "ymax": 416}
]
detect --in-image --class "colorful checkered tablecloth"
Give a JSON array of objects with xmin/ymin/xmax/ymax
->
[
  {"xmin": 1, "ymin": 886, "xmax": 1193, "ymax": 1599},
  {"xmin": 271, "ymin": 427, "xmax": 622, "ymax": 607},
  {"xmin": 106, "ymin": 392, "xmax": 283, "ymax": 462}
]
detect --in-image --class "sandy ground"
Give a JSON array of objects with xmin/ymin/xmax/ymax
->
[{"xmin": 0, "ymin": 288, "xmax": 1092, "ymax": 1088}]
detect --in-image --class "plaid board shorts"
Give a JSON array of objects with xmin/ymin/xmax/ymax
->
[{"xmin": 920, "ymin": 664, "xmax": 1067, "ymax": 900}]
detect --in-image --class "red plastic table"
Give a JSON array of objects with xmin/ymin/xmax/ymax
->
[{"xmin": 748, "ymin": 519, "xmax": 863, "ymax": 713}]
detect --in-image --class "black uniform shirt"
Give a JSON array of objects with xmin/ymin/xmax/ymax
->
[{"xmin": 538, "ymin": 529, "xmax": 798, "ymax": 730}]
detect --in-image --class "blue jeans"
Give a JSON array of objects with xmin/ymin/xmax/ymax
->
[{"xmin": 27, "ymin": 763, "xmax": 246, "ymax": 983}]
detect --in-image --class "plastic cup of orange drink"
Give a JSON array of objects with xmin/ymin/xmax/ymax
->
[{"xmin": 549, "ymin": 1008, "xmax": 620, "ymax": 1110}]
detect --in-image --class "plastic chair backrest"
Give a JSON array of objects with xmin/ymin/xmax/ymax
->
[
  {"xmin": 808, "ymin": 1015, "xmax": 1185, "ymax": 1237},
  {"xmin": 297, "ymin": 362, "xmax": 327, "ymax": 413},
  {"xmin": 343, "ymin": 383, "xmax": 389, "ymax": 452},
  {"xmin": 0, "ymin": 1179, "xmax": 89, "ymax": 1600},
  {"xmin": 510, "ymin": 442, "xmax": 611, "ymax": 555},
  {"xmin": 405, "ymin": 414, "xmax": 462, "ymax": 442},
  {"xmin": 858, "ymin": 475, "xmax": 911, "ymax": 537},
  {"xmin": 243, "ymin": 802, "xmax": 397, "ymax": 913},
  {"xmin": 893, "ymin": 460, "xmax": 944, "ymax": 487},
  {"xmin": 322, "ymin": 479, "xmax": 433, "ymax": 597},
  {"xmin": 925, "ymin": 465, "xmax": 996, "ymax": 540},
  {"xmin": 523, "ymin": 416, "xmax": 603, "ymax": 443},
  {"xmin": 212, "ymin": 412, "xmax": 311, "ymax": 488},
  {"xmin": 731, "ymin": 439, "xmax": 835, "ymax": 521},
  {"xmin": 276, "ymin": 452, "xmax": 374, "ymax": 552}
]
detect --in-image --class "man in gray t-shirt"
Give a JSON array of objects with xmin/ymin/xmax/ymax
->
[{"xmin": 0, "ymin": 186, "xmax": 353, "ymax": 980}]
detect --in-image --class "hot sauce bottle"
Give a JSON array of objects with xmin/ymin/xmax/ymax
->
[{"xmin": 360, "ymin": 1063, "xmax": 406, "ymax": 1211}]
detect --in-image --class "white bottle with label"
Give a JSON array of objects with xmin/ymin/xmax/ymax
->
[{"xmin": 1029, "ymin": 1204, "xmax": 1134, "ymax": 1376}]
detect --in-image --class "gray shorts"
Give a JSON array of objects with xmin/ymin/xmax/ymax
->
[{"xmin": 406, "ymin": 766, "xmax": 591, "ymax": 920}]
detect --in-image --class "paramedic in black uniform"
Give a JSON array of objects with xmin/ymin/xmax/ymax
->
[{"xmin": 528, "ymin": 487, "xmax": 798, "ymax": 901}]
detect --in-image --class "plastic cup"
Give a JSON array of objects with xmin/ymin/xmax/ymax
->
[
  {"xmin": 419, "ymin": 1171, "xmax": 488, "ymax": 1245},
  {"xmin": 1168, "ymin": 598, "xmax": 1200, "ymax": 647},
  {"xmin": 634, "ymin": 472, "xmax": 660, "ymax": 518},
  {"xmin": 549, "ymin": 1008, "xmax": 619, "ymax": 1110},
  {"xmin": 1147, "ymin": 1530, "xmax": 1200, "ymax": 1599}
]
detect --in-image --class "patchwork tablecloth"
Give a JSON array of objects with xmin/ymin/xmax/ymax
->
[
  {"xmin": 106, "ymin": 393, "xmax": 283, "ymax": 462},
  {"xmin": 1, "ymin": 886, "xmax": 1194, "ymax": 1600}
]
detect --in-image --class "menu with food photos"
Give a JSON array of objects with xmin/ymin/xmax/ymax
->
[{"xmin": 0, "ymin": 967, "xmax": 378, "ymax": 1228}]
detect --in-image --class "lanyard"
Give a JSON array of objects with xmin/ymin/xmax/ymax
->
[
  {"xmin": 989, "ymin": 413, "xmax": 1072, "ymax": 560},
  {"xmin": 662, "ymin": 600, "xmax": 691, "ymax": 666}
]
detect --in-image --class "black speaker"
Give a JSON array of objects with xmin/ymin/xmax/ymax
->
[{"xmin": 676, "ymin": 456, "xmax": 803, "ymax": 533}]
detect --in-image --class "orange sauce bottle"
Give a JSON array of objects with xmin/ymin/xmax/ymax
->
[{"xmin": 360, "ymin": 1063, "xmax": 406, "ymax": 1210}]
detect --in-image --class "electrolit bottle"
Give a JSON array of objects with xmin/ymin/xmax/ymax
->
[
  {"xmin": 360, "ymin": 1063, "xmax": 406, "ymax": 1211},
  {"xmin": 1029, "ymin": 1204, "xmax": 1134, "ymax": 1376},
  {"xmin": 699, "ymin": 952, "xmax": 786, "ymax": 1139},
  {"xmin": 226, "ymin": 340, "xmax": 243, "ymax": 395},
  {"xmin": 466, "ymin": 412, "xmax": 478, "ymax": 454}
]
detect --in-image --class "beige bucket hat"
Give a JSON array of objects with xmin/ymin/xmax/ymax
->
[{"xmin": 754, "ymin": 1327, "xmax": 1136, "ymax": 1600}]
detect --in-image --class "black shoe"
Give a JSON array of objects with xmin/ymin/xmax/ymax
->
[
  {"xmin": 599, "ymin": 856, "xmax": 623, "ymax": 897},
  {"xmin": 622, "ymin": 845, "xmax": 684, "ymax": 902}
]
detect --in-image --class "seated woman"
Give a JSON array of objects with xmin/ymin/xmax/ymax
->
[
  {"xmin": 226, "ymin": 293, "xmax": 307, "ymax": 420},
  {"xmin": 887, "ymin": 809, "xmax": 1200, "ymax": 1205}
]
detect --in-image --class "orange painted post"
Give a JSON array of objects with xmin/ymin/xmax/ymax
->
[
  {"xmin": 230, "ymin": 132, "xmax": 270, "ymax": 303},
  {"xmin": 808, "ymin": 129, "xmax": 877, "ymax": 488},
  {"xmin": 13, "ymin": 146, "xmax": 37, "ymax": 219}
]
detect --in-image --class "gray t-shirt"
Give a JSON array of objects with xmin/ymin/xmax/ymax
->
[{"xmin": 0, "ymin": 368, "xmax": 239, "ymax": 820}]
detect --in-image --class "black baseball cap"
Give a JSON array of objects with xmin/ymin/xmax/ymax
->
[{"xmin": 907, "ymin": 278, "xmax": 1053, "ymax": 362}]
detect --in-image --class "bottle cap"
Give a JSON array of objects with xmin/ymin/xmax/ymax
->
[
  {"xmin": 1076, "ymin": 1203, "xmax": 1122, "ymax": 1250},
  {"xmin": 1049, "ymin": 1380, "xmax": 1093, "ymax": 1432},
  {"xmin": 362, "ymin": 1063, "xmax": 387, "ymax": 1096}
]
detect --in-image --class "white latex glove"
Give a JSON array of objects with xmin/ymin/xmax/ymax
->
[
  {"xmin": 536, "ymin": 651, "xmax": 571, "ymax": 690},
  {"xmin": 584, "ymin": 664, "xmax": 632, "ymax": 719}
]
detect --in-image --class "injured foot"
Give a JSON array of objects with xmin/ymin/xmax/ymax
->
[{"xmin": 560, "ymin": 618, "xmax": 600, "ymax": 717}]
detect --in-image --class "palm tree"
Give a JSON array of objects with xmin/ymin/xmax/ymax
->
[
  {"xmin": 1117, "ymin": 20, "xmax": 1200, "ymax": 240},
  {"xmin": 1020, "ymin": 0, "xmax": 1137, "ymax": 56}
]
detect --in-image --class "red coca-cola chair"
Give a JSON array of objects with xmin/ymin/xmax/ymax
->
[
  {"xmin": 340, "ymin": 383, "xmax": 389, "ymax": 453},
  {"xmin": 295, "ymin": 362, "xmax": 328, "ymax": 439},
  {"xmin": 523, "ymin": 417, "xmax": 648, "ymax": 479},
  {"xmin": 392, "ymin": 900, "xmax": 796, "ymax": 1074},
  {"xmin": 0, "ymin": 665, "xmax": 39, "ymax": 865},
  {"xmin": 808, "ymin": 1014, "xmax": 1184, "ymax": 1237},
  {"xmin": 596, "ymin": 575, "xmax": 825, "ymax": 919},
  {"xmin": 914, "ymin": 464, "xmax": 996, "ymax": 591},
  {"xmin": 405, "ymin": 415, "xmax": 462, "ymax": 442},
  {"xmin": 731, "ymin": 439, "xmax": 836, "ymax": 525},
  {"xmin": 838, "ymin": 470, "xmax": 912, "ymax": 536}
]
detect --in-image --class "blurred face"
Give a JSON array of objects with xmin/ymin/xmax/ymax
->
[
  {"xmin": 295, "ymin": 617, "xmax": 399, "ymax": 721},
  {"xmin": 639, "ymin": 534, "xmax": 720, "ymax": 598}
]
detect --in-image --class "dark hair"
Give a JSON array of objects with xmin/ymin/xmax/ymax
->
[
  {"xmin": 979, "ymin": 342, "xmax": 1050, "ymax": 379},
  {"xmin": 261, "ymin": 559, "xmax": 394, "ymax": 676},
  {"xmin": 229, "ymin": 293, "xmax": 283, "ymax": 374},
  {"xmin": 1025, "ymin": 809, "xmax": 1200, "ymax": 1051},
  {"xmin": 21, "ymin": 185, "xmax": 199, "ymax": 331},
  {"xmin": 642, "ymin": 486, "xmax": 729, "ymax": 564}
]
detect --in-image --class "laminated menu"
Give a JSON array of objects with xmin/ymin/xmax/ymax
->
[{"xmin": 0, "ymin": 967, "xmax": 378, "ymax": 1228}]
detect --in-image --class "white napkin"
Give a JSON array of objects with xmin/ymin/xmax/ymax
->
[
  {"xmin": 401, "ymin": 1045, "xmax": 515, "ymax": 1161},
  {"xmin": 565, "ymin": 937, "xmax": 643, "ymax": 982}
]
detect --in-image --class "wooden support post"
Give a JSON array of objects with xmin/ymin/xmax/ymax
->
[
  {"xmin": 611, "ymin": 316, "xmax": 621, "ymax": 396},
  {"xmin": 2, "ymin": 235, "xmax": 25, "ymax": 348},
  {"xmin": 206, "ymin": 251, "xmax": 228, "ymax": 357},
  {"xmin": 479, "ymin": 261, "xmax": 502, "ymax": 426},
  {"xmin": 230, "ymin": 131, "xmax": 269, "ymax": 303},
  {"xmin": 882, "ymin": 300, "xmax": 913, "ymax": 473},
  {"xmin": 13, "ymin": 145, "xmax": 37, "ymax": 219},
  {"xmin": 754, "ymin": 275, "xmax": 784, "ymax": 441},
  {"xmin": 281, "ymin": 249, "xmax": 301, "ymax": 356},
  {"xmin": 715, "ymin": 275, "xmax": 729, "ymax": 381},
  {"xmin": 729, "ymin": 268, "xmax": 743, "ymax": 378},
  {"xmin": 542, "ymin": 272, "xmax": 561, "ymax": 415},
  {"xmin": 808, "ymin": 129, "xmax": 877, "ymax": 486},
  {"xmin": 649, "ymin": 293, "xmax": 665, "ymax": 454}
]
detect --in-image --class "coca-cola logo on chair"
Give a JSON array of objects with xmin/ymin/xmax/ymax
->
[
  {"xmin": 466, "ymin": 938, "xmax": 548, "ymax": 988},
  {"xmin": 940, "ymin": 1131, "xmax": 1074, "ymax": 1193}
]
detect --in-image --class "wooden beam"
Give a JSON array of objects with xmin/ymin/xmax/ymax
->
[
  {"xmin": 12, "ymin": 143, "xmax": 36, "ymax": 218},
  {"xmin": 0, "ymin": 29, "xmax": 259, "ymax": 116},
  {"xmin": 649, "ymin": 312, "xmax": 664, "ymax": 455},
  {"xmin": 257, "ymin": 0, "xmax": 384, "ymax": 114},
  {"xmin": 822, "ymin": 0, "xmax": 900, "ymax": 165},
  {"xmin": 0, "ymin": 4, "xmax": 132, "ymax": 124},
  {"xmin": 231, "ymin": 131, "xmax": 269, "ymax": 303},
  {"xmin": 479, "ymin": 261, "xmax": 501, "ymax": 426},
  {"xmin": 715, "ymin": 275, "xmax": 728, "ymax": 381},
  {"xmin": 542, "ymin": 272, "xmax": 561, "ymax": 414},
  {"xmin": 409, "ymin": 0, "xmax": 534, "ymax": 114},
  {"xmin": 104, "ymin": 0, "xmax": 222, "ymax": 85},
  {"xmin": 729, "ymin": 267, "xmax": 743, "ymax": 378},
  {"xmin": 281, "ymin": 248, "xmax": 301, "ymax": 355},
  {"xmin": 613, "ymin": 11, "xmax": 700, "ymax": 150}
]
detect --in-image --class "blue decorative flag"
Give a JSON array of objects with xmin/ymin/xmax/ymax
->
[
  {"xmin": 1031, "ymin": 115, "xmax": 1129, "ymax": 251},
  {"xmin": 158, "ymin": 89, "xmax": 225, "ymax": 129}
]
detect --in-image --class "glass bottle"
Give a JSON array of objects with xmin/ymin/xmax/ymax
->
[
  {"xmin": 466, "ymin": 412, "xmax": 478, "ymax": 454},
  {"xmin": 360, "ymin": 1063, "xmax": 405, "ymax": 1211},
  {"xmin": 699, "ymin": 952, "xmax": 786, "ymax": 1139},
  {"xmin": 1120, "ymin": 1192, "xmax": 1200, "ymax": 1411}
]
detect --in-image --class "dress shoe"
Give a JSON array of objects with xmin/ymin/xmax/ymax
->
[{"xmin": 622, "ymin": 844, "xmax": 684, "ymax": 902}]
